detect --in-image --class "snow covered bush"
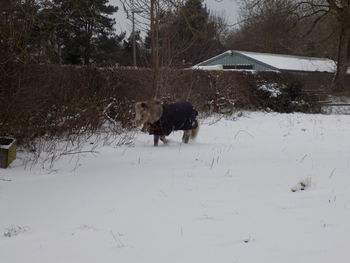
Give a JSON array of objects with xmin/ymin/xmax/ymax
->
[
  {"xmin": 253, "ymin": 76, "xmax": 318, "ymax": 113},
  {"xmin": 257, "ymin": 83, "xmax": 283, "ymax": 98}
]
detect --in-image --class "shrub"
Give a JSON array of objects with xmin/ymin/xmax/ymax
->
[
  {"xmin": 253, "ymin": 73, "xmax": 319, "ymax": 113},
  {"xmin": 0, "ymin": 66, "xmax": 321, "ymax": 150}
]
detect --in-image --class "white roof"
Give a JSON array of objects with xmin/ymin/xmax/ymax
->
[{"xmin": 235, "ymin": 50, "xmax": 336, "ymax": 73}]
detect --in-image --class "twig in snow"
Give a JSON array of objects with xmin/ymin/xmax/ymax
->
[
  {"xmin": 224, "ymin": 169, "xmax": 232, "ymax": 177},
  {"xmin": 329, "ymin": 168, "xmax": 336, "ymax": 178},
  {"xmin": 110, "ymin": 231, "xmax": 125, "ymax": 248},
  {"xmin": 60, "ymin": 150, "xmax": 100, "ymax": 156},
  {"xmin": 208, "ymin": 115, "xmax": 223, "ymax": 126},
  {"xmin": 234, "ymin": 130, "xmax": 254, "ymax": 140},
  {"xmin": 299, "ymin": 154, "xmax": 308, "ymax": 163},
  {"xmin": 210, "ymin": 157, "xmax": 215, "ymax": 169}
]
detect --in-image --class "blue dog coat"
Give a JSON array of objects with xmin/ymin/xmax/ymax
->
[{"xmin": 149, "ymin": 102, "xmax": 198, "ymax": 136}]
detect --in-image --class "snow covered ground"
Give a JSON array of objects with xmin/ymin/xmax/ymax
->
[{"xmin": 1, "ymin": 112, "xmax": 350, "ymax": 263}]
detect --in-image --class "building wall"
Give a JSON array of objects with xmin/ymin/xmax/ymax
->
[{"xmin": 199, "ymin": 52, "xmax": 275, "ymax": 71}]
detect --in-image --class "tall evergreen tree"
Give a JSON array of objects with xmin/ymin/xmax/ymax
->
[
  {"xmin": 174, "ymin": 0, "xmax": 222, "ymax": 65},
  {"xmin": 51, "ymin": 0, "xmax": 118, "ymax": 65}
]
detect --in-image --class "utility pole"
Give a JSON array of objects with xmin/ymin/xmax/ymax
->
[{"xmin": 131, "ymin": 9, "xmax": 142, "ymax": 67}]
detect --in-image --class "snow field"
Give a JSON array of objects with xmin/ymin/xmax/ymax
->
[{"xmin": 1, "ymin": 112, "xmax": 350, "ymax": 263}]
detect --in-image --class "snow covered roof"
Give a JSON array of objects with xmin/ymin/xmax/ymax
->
[
  {"xmin": 236, "ymin": 50, "xmax": 336, "ymax": 73},
  {"xmin": 193, "ymin": 50, "xmax": 337, "ymax": 73}
]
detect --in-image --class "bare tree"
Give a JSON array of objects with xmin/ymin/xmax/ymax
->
[
  {"xmin": 121, "ymin": 0, "xmax": 185, "ymax": 97},
  {"xmin": 227, "ymin": 0, "xmax": 300, "ymax": 54},
  {"xmin": 121, "ymin": 0, "xmax": 226, "ymax": 97},
  {"xmin": 236, "ymin": 0, "xmax": 350, "ymax": 91},
  {"xmin": 293, "ymin": 0, "xmax": 350, "ymax": 91}
]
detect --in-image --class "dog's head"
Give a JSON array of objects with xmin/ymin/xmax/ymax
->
[{"xmin": 133, "ymin": 100, "xmax": 163, "ymax": 127}]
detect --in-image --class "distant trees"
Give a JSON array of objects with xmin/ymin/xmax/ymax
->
[
  {"xmin": 121, "ymin": 0, "xmax": 177, "ymax": 95},
  {"xmin": 38, "ymin": 0, "xmax": 120, "ymax": 65},
  {"xmin": 294, "ymin": 0, "xmax": 350, "ymax": 91},
  {"xmin": 122, "ymin": 0, "xmax": 225, "ymax": 96},
  {"xmin": 155, "ymin": 0, "xmax": 224, "ymax": 66},
  {"xmin": 123, "ymin": 0, "xmax": 225, "ymax": 67},
  {"xmin": 1, "ymin": 0, "xmax": 226, "ymax": 68},
  {"xmin": 0, "ymin": 0, "xmax": 38, "ymax": 66},
  {"xmin": 0, "ymin": 0, "xmax": 126, "ymax": 66},
  {"xmin": 166, "ymin": 0, "xmax": 224, "ymax": 66},
  {"xmin": 225, "ymin": 0, "xmax": 300, "ymax": 54}
]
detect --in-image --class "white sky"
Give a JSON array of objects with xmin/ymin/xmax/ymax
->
[{"xmin": 110, "ymin": 0, "xmax": 240, "ymax": 36}]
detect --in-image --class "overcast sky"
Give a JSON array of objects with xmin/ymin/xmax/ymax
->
[{"xmin": 110, "ymin": 0, "xmax": 240, "ymax": 36}]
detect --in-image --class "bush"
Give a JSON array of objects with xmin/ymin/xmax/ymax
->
[
  {"xmin": 0, "ymin": 66, "xmax": 321, "ymax": 149},
  {"xmin": 253, "ymin": 73, "xmax": 319, "ymax": 113}
]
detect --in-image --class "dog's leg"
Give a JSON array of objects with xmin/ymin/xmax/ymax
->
[
  {"xmin": 160, "ymin": 136, "xmax": 168, "ymax": 144},
  {"xmin": 154, "ymin": 135, "xmax": 160, "ymax": 146},
  {"xmin": 190, "ymin": 121, "xmax": 200, "ymax": 140},
  {"xmin": 141, "ymin": 123, "xmax": 150, "ymax": 132},
  {"xmin": 182, "ymin": 130, "xmax": 190, "ymax": 144}
]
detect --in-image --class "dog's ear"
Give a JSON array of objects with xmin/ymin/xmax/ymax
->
[{"xmin": 141, "ymin": 102, "xmax": 147, "ymax": 108}]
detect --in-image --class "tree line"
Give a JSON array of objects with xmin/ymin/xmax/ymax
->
[
  {"xmin": 0, "ymin": 0, "xmax": 223, "ymax": 67},
  {"xmin": 1, "ymin": 0, "xmax": 349, "ymax": 90}
]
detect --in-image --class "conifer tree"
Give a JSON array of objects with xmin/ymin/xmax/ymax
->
[{"xmin": 51, "ymin": 0, "xmax": 118, "ymax": 65}]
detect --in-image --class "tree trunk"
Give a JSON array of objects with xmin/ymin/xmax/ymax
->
[
  {"xmin": 332, "ymin": 27, "xmax": 350, "ymax": 92},
  {"xmin": 151, "ymin": 0, "xmax": 160, "ymax": 98}
]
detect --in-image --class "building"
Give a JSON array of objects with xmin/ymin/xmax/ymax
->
[{"xmin": 193, "ymin": 50, "xmax": 337, "ymax": 73}]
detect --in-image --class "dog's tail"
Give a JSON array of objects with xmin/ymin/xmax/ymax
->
[{"xmin": 191, "ymin": 120, "xmax": 200, "ymax": 140}]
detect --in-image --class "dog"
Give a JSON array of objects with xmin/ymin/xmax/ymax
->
[{"xmin": 133, "ymin": 99, "xmax": 199, "ymax": 146}]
